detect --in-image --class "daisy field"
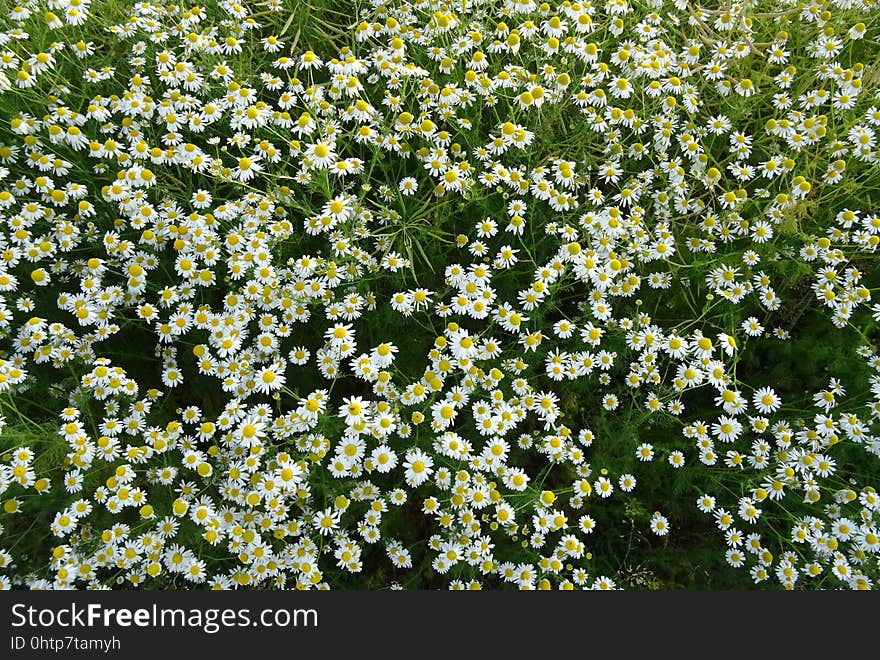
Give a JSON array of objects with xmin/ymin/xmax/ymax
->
[{"xmin": 0, "ymin": 0, "xmax": 879, "ymax": 590}]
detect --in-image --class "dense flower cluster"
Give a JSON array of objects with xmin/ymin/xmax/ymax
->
[{"xmin": 0, "ymin": 0, "xmax": 879, "ymax": 589}]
